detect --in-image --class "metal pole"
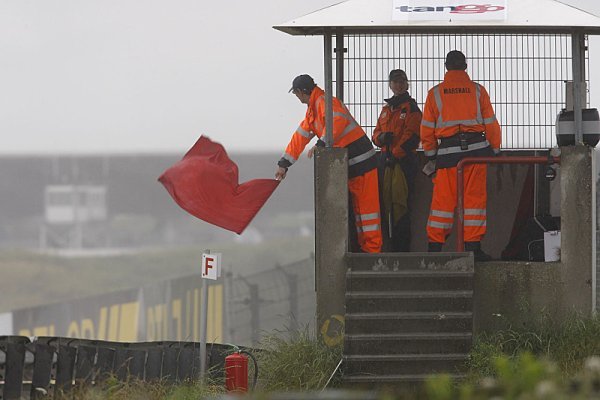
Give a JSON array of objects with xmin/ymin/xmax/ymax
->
[
  {"xmin": 324, "ymin": 31, "xmax": 334, "ymax": 147},
  {"xmin": 238, "ymin": 275, "xmax": 261, "ymax": 345},
  {"xmin": 288, "ymin": 274, "xmax": 299, "ymax": 332},
  {"xmin": 277, "ymin": 265, "xmax": 299, "ymax": 332},
  {"xmin": 572, "ymin": 32, "xmax": 585, "ymax": 145},
  {"xmin": 335, "ymin": 32, "xmax": 345, "ymax": 102},
  {"xmin": 249, "ymin": 283, "xmax": 260, "ymax": 345},
  {"xmin": 224, "ymin": 270, "xmax": 233, "ymax": 343},
  {"xmin": 199, "ymin": 250, "xmax": 209, "ymax": 379}
]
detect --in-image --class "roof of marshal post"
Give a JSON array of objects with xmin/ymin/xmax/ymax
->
[{"xmin": 273, "ymin": 0, "xmax": 600, "ymax": 35}]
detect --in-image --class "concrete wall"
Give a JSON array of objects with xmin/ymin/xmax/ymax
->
[
  {"xmin": 560, "ymin": 146, "xmax": 596, "ymax": 314},
  {"xmin": 314, "ymin": 146, "xmax": 596, "ymax": 335},
  {"xmin": 314, "ymin": 147, "xmax": 348, "ymax": 340},
  {"xmin": 473, "ymin": 261, "xmax": 566, "ymax": 332},
  {"xmin": 473, "ymin": 146, "xmax": 596, "ymax": 333}
]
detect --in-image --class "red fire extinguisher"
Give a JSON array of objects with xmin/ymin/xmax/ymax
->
[
  {"xmin": 225, "ymin": 351, "xmax": 248, "ymax": 392},
  {"xmin": 225, "ymin": 349, "xmax": 258, "ymax": 393}
]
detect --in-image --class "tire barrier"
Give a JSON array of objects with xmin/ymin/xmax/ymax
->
[{"xmin": 0, "ymin": 336, "xmax": 230, "ymax": 400}]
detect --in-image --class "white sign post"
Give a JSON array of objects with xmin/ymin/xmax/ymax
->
[{"xmin": 199, "ymin": 251, "xmax": 221, "ymax": 379}]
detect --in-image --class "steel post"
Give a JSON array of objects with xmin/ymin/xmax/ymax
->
[
  {"xmin": 572, "ymin": 32, "xmax": 585, "ymax": 145},
  {"xmin": 335, "ymin": 32, "xmax": 345, "ymax": 102},
  {"xmin": 199, "ymin": 250, "xmax": 209, "ymax": 379},
  {"xmin": 324, "ymin": 32, "xmax": 334, "ymax": 147}
]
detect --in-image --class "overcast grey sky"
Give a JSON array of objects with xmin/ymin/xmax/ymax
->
[{"xmin": 1, "ymin": 0, "xmax": 599, "ymax": 155}]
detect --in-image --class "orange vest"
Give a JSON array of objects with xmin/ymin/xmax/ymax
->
[
  {"xmin": 281, "ymin": 86, "xmax": 366, "ymax": 166},
  {"xmin": 420, "ymin": 70, "xmax": 501, "ymax": 158}
]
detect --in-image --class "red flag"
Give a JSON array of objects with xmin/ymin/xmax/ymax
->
[{"xmin": 158, "ymin": 136, "xmax": 279, "ymax": 234}]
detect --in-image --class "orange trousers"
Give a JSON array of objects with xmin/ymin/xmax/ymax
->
[
  {"xmin": 349, "ymin": 168, "xmax": 382, "ymax": 253},
  {"xmin": 427, "ymin": 164, "xmax": 487, "ymax": 243}
]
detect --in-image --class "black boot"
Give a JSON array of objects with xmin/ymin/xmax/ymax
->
[
  {"xmin": 465, "ymin": 241, "xmax": 492, "ymax": 262},
  {"xmin": 428, "ymin": 242, "xmax": 443, "ymax": 252}
]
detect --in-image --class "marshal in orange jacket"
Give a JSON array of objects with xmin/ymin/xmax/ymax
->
[
  {"xmin": 420, "ymin": 70, "xmax": 501, "ymax": 159},
  {"xmin": 278, "ymin": 85, "xmax": 382, "ymax": 253},
  {"xmin": 279, "ymin": 86, "xmax": 368, "ymax": 166},
  {"xmin": 372, "ymin": 93, "xmax": 422, "ymax": 159}
]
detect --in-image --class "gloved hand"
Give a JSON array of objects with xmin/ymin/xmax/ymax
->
[
  {"xmin": 378, "ymin": 132, "xmax": 394, "ymax": 146},
  {"xmin": 493, "ymin": 149, "xmax": 502, "ymax": 156}
]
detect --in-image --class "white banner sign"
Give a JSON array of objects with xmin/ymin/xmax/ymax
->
[
  {"xmin": 201, "ymin": 253, "xmax": 221, "ymax": 280},
  {"xmin": 393, "ymin": 0, "xmax": 507, "ymax": 21}
]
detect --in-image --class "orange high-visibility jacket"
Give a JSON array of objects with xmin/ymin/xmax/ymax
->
[
  {"xmin": 372, "ymin": 93, "xmax": 422, "ymax": 159},
  {"xmin": 420, "ymin": 70, "xmax": 501, "ymax": 159},
  {"xmin": 279, "ymin": 86, "xmax": 368, "ymax": 168}
]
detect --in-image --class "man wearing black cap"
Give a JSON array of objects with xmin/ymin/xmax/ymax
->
[
  {"xmin": 276, "ymin": 74, "xmax": 382, "ymax": 253},
  {"xmin": 372, "ymin": 69, "xmax": 422, "ymax": 252},
  {"xmin": 420, "ymin": 50, "xmax": 502, "ymax": 261}
]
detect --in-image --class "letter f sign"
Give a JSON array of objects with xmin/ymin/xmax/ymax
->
[
  {"xmin": 204, "ymin": 257, "xmax": 214, "ymax": 275},
  {"xmin": 201, "ymin": 253, "xmax": 221, "ymax": 280}
]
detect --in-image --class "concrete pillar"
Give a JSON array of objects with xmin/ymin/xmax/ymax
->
[
  {"xmin": 314, "ymin": 147, "xmax": 348, "ymax": 344},
  {"xmin": 560, "ymin": 145, "xmax": 596, "ymax": 314}
]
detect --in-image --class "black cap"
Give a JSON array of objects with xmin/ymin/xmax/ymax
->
[
  {"xmin": 445, "ymin": 50, "xmax": 467, "ymax": 70},
  {"xmin": 388, "ymin": 69, "xmax": 408, "ymax": 82},
  {"xmin": 289, "ymin": 74, "xmax": 316, "ymax": 93}
]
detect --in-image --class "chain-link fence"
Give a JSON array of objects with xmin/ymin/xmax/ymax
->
[{"xmin": 225, "ymin": 256, "xmax": 316, "ymax": 346}]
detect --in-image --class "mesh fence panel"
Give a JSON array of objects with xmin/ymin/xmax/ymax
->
[
  {"xmin": 226, "ymin": 257, "xmax": 315, "ymax": 346},
  {"xmin": 336, "ymin": 34, "xmax": 590, "ymax": 150}
]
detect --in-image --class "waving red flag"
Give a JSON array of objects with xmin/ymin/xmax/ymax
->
[{"xmin": 158, "ymin": 136, "xmax": 279, "ymax": 234}]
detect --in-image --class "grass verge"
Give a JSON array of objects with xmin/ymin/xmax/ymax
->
[
  {"xmin": 255, "ymin": 326, "xmax": 343, "ymax": 391},
  {"xmin": 468, "ymin": 313, "xmax": 600, "ymax": 378}
]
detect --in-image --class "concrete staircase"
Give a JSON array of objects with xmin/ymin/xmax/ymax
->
[{"xmin": 342, "ymin": 253, "xmax": 474, "ymax": 387}]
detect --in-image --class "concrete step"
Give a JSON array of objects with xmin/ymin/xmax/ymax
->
[
  {"xmin": 341, "ymin": 373, "xmax": 467, "ymax": 395},
  {"xmin": 344, "ymin": 332, "xmax": 472, "ymax": 355},
  {"xmin": 346, "ymin": 252, "xmax": 473, "ymax": 272},
  {"xmin": 346, "ymin": 270, "xmax": 473, "ymax": 292},
  {"xmin": 346, "ymin": 290, "xmax": 473, "ymax": 313},
  {"xmin": 344, "ymin": 353, "xmax": 469, "ymax": 376},
  {"xmin": 345, "ymin": 311, "xmax": 472, "ymax": 334}
]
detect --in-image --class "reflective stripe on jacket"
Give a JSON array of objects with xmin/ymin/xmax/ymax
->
[
  {"xmin": 279, "ymin": 86, "xmax": 376, "ymax": 177},
  {"xmin": 280, "ymin": 86, "xmax": 365, "ymax": 163},
  {"xmin": 420, "ymin": 70, "xmax": 501, "ymax": 159},
  {"xmin": 372, "ymin": 93, "xmax": 422, "ymax": 159}
]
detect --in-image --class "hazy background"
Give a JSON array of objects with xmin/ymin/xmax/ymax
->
[
  {"xmin": 0, "ymin": 0, "xmax": 336, "ymax": 155},
  {"xmin": 1, "ymin": 0, "xmax": 600, "ymax": 343},
  {"xmin": 1, "ymin": 0, "xmax": 598, "ymax": 155}
]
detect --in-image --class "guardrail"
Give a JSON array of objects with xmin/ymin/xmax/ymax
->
[{"xmin": 0, "ymin": 336, "xmax": 231, "ymax": 400}]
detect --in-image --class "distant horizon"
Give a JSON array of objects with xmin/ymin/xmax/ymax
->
[{"xmin": 0, "ymin": 148, "xmax": 287, "ymax": 157}]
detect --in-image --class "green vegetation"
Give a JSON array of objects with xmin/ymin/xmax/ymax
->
[
  {"xmin": 0, "ymin": 236, "xmax": 314, "ymax": 312},
  {"xmin": 256, "ymin": 327, "xmax": 343, "ymax": 391},
  {"xmin": 55, "ymin": 376, "xmax": 224, "ymax": 400},
  {"xmin": 468, "ymin": 314, "xmax": 600, "ymax": 378},
  {"xmin": 425, "ymin": 353, "xmax": 600, "ymax": 400},
  {"xmin": 423, "ymin": 314, "xmax": 600, "ymax": 399}
]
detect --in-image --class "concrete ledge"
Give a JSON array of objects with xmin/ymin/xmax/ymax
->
[
  {"xmin": 473, "ymin": 261, "xmax": 565, "ymax": 333},
  {"xmin": 346, "ymin": 252, "xmax": 474, "ymax": 273}
]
